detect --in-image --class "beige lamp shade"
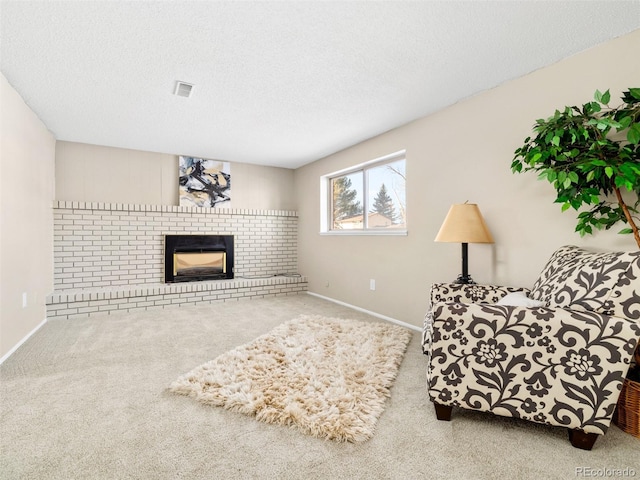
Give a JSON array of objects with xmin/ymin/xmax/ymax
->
[{"xmin": 435, "ymin": 203, "xmax": 494, "ymax": 243}]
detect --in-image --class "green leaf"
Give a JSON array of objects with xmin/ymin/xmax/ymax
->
[
  {"xmin": 627, "ymin": 123, "xmax": 640, "ymax": 144},
  {"xmin": 605, "ymin": 166, "xmax": 614, "ymax": 178},
  {"xmin": 618, "ymin": 228, "xmax": 634, "ymax": 235},
  {"xmin": 601, "ymin": 89, "xmax": 611, "ymax": 104},
  {"xmin": 629, "ymin": 88, "xmax": 640, "ymax": 100},
  {"xmin": 594, "ymin": 90, "xmax": 602, "ymax": 102},
  {"xmin": 620, "ymin": 163, "xmax": 639, "ymax": 178},
  {"xmin": 615, "ymin": 176, "xmax": 634, "ymax": 190},
  {"xmin": 568, "ymin": 172, "xmax": 579, "ymax": 184},
  {"xmin": 618, "ymin": 116, "xmax": 633, "ymax": 129},
  {"xmin": 628, "ymin": 163, "xmax": 640, "ymax": 175},
  {"xmin": 561, "ymin": 202, "xmax": 571, "ymax": 212},
  {"xmin": 557, "ymin": 171, "xmax": 567, "ymax": 184},
  {"xmin": 510, "ymin": 160, "xmax": 523, "ymax": 173},
  {"xmin": 551, "ymin": 135, "xmax": 560, "ymax": 146}
]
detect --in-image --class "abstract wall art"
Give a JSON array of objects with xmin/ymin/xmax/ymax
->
[{"xmin": 178, "ymin": 156, "xmax": 231, "ymax": 208}]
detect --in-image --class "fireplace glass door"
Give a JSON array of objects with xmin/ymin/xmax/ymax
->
[
  {"xmin": 164, "ymin": 234, "xmax": 234, "ymax": 283},
  {"xmin": 173, "ymin": 252, "xmax": 226, "ymax": 278}
]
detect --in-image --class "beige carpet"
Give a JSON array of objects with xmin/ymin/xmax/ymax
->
[
  {"xmin": 169, "ymin": 315, "xmax": 412, "ymax": 442},
  {"xmin": 2, "ymin": 294, "xmax": 639, "ymax": 480}
]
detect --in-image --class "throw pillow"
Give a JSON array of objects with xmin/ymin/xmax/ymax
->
[
  {"xmin": 530, "ymin": 245, "xmax": 640, "ymax": 314},
  {"xmin": 497, "ymin": 291, "xmax": 546, "ymax": 307}
]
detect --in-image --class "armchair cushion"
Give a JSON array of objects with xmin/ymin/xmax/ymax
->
[{"xmin": 529, "ymin": 245, "xmax": 640, "ymax": 315}]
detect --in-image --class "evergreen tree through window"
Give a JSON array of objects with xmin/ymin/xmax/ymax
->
[
  {"xmin": 371, "ymin": 183, "xmax": 397, "ymax": 223},
  {"xmin": 332, "ymin": 175, "xmax": 363, "ymax": 226}
]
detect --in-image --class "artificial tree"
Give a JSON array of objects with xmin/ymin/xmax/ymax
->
[
  {"xmin": 512, "ymin": 88, "xmax": 640, "ymax": 372},
  {"xmin": 511, "ymin": 88, "xmax": 640, "ymax": 248}
]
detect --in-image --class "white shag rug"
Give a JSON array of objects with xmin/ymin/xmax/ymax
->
[{"xmin": 168, "ymin": 314, "xmax": 412, "ymax": 442}]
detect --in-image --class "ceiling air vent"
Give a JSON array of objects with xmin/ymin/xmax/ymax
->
[{"xmin": 174, "ymin": 81, "xmax": 194, "ymax": 98}]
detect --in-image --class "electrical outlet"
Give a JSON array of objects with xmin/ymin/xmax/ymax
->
[
  {"xmin": 22, "ymin": 292, "xmax": 27, "ymax": 308},
  {"xmin": 370, "ymin": 279, "xmax": 376, "ymax": 291}
]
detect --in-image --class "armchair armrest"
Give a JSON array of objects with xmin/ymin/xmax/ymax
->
[
  {"xmin": 425, "ymin": 302, "xmax": 640, "ymax": 434},
  {"xmin": 423, "ymin": 283, "xmax": 530, "ymax": 353},
  {"xmin": 429, "ymin": 282, "xmax": 530, "ymax": 305}
]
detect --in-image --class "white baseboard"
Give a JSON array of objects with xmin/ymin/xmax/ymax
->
[
  {"xmin": 0, "ymin": 317, "xmax": 47, "ymax": 365},
  {"xmin": 306, "ymin": 292, "xmax": 421, "ymax": 332}
]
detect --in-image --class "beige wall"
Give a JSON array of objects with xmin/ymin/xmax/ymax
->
[
  {"xmin": 294, "ymin": 29, "xmax": 640, "ymax": 327},
  {"xmin": 56, "ymin": 142, "xmax": 295, "ymax": 210},
  {"xmin": 0, "ymin": 73, "xmax": 56, "ymax": 359}
]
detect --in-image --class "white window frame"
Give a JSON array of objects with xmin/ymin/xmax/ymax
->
[{"xmin": 320, "ymin": 150, "xmax": 407, "ymax": 236}]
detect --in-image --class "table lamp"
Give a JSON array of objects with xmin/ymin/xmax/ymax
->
[{"xmin": 435, "ymin": 202, "xmax": 494, "ymax": 284}]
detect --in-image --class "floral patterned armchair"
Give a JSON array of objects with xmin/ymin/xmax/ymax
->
[{"xmin": 422, "ymin": 245, "xmax": 640, "ymax": 450}]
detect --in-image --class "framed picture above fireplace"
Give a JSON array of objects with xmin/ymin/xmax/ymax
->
[{"xmin": 178, "ymin": 156, "xmax": 231, "ymax": 208}]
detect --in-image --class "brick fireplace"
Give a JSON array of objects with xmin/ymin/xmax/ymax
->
[{"xmin": 47, "ymin": 201, "xmax": 307, "ymax": 320}]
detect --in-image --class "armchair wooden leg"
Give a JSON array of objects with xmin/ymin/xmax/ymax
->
[
  {"xmin": 433, "ymin": 402, "xmax": 453, "ymax": 421},
  {"xmin": 568, "ymin": 429, "xmax": 599, "ymax": 450}
]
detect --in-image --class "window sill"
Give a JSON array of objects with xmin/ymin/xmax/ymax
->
[{"xmin": 319, "ymin": 230, "xmax": 408, "ymax": 236}]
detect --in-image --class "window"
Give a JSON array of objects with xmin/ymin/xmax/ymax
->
[{"xmin": 321, "ymin": 151, "xmax": 406, "ymax": 235}]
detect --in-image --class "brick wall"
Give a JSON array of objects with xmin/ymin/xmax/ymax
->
[{"xmin": 53, "ymin": 201, "xmax": 298, "ymax": 290}]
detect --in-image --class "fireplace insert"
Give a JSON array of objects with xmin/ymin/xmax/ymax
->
[{"xmin": 164, "ymin": 235, "xmax": 234, "ymax": 283}]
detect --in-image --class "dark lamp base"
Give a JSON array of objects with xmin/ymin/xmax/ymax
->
[{"xmin": 454, "ymin": 274, "xmax": 476, "ymax": 284}]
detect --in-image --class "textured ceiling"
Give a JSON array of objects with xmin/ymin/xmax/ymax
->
[{"xmin": 1, "ymin": 1, "xmax": 639, "ymax": 169}]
